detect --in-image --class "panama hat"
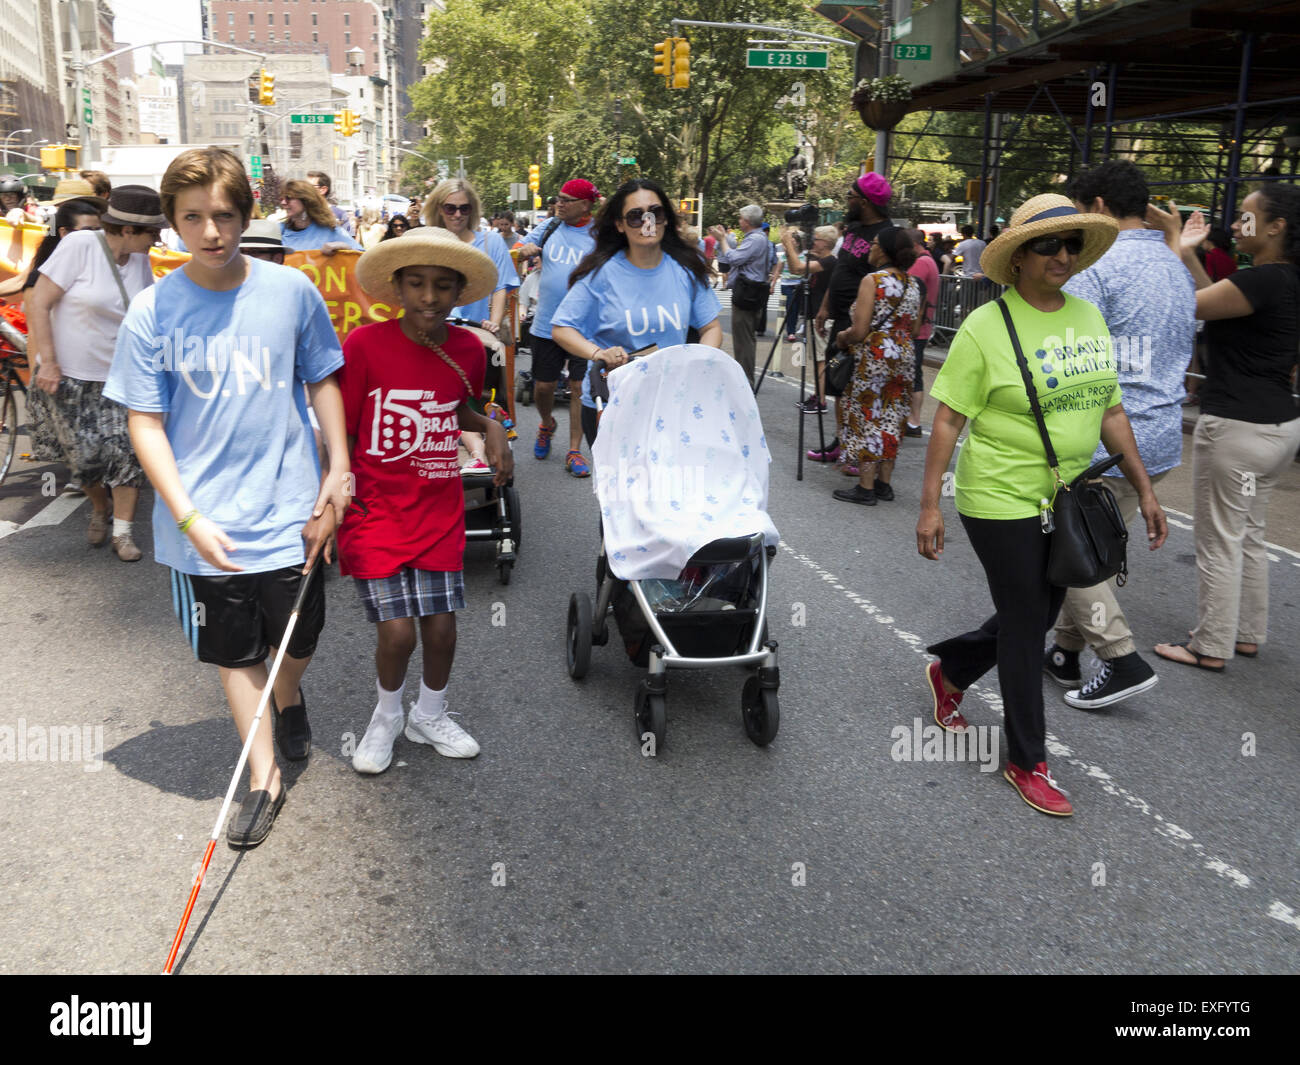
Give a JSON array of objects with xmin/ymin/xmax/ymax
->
[
  {"xmin": 50, "ymin": 178, "xmax": 108, "ymax": 212},
  {"xmin": 979, "ymin": 193, "xmax": 1118, "ymax": 286},
  {"xmin": 239, "ymin": 218, "xmax": 285, "ymax": 251},
  {"xmin": 356, "ymin": 226, "xmax": 496, "ymax": 304}
]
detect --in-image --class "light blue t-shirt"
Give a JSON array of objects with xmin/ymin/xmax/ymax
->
[
  {"xmin": 522, "ymin": 217, "xmax": 595, "ymax": 338},
  {"xmin": 103, "ymin": 258, "xmax": 345, "ymax": 576},
  {"xmin": 453, "ymin": 228, "xmax": 519, "ymax": 324},
  {"xmin": 551, "ymin": 250, "xmax": 721, "ymax": 409},
  {"xmin": 1063, "ymin": 229, "xmax": 1195, "ymax": 477},
  {"xmin": 280, "ymin": 220, "xmax": 363, "ymax": 252}
]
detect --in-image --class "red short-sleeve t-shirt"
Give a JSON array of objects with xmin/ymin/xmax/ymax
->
[{"xmin": 337, "ymin": 319, "xmax": 486, "ymax": 578}]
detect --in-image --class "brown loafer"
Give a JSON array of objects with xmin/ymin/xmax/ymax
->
[
  {"xmin": 112, "ymin": 533, "xmax": 142, "ymax": 562},
  {"xmin": 87, "ymin": 511, "xmax": 109, "ymax": 546}
]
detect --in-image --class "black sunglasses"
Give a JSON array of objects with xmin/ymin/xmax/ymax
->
[
  {"xmin": 441, "ymin": 202, "xmax": 473, "ymax": 215},
  {"xmin": 623, "ymin": 205, "xmax": 667, "ymax": 227},
  {"xmin": 1025, "ymin": 234, "xmax": 1084, "ymax": 256}
]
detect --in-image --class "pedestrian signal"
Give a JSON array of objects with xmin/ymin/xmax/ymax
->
[
  {"xmin": 672, "ymin": 38, "xmax": 691, "ymax": 89},
  {"xmin": 965, "ymin": 179, "xmax": 984, "ymax": 202},
  {"xmin": 258, "ymin": 69, "xmax": 276, "ymax": 107},
  {"xmin": 653, "ymin": 39, "xmax": 671, "ymax": 79}
]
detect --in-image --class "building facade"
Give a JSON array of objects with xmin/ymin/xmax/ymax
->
[{"xmin": 0, "ymin": 0, "xmax": 68, "ymax": 161}]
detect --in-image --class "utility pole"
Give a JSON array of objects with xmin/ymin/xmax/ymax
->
[
  {"xmin": 456, "ymin": 153, "xmax": 467, "ymax": 178},
  {"xmin": 69, "ymin": 2, "xmax": 91, "ymax": 162}
]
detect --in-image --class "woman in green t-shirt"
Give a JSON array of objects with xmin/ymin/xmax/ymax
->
[{"xmin": 915, "ymin": 194, "xmax": 1168, "ymax": 818}]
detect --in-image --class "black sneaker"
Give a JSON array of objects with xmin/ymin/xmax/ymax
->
[
  {"xmin": 904, "ymin": 423, "xmax": 923, "ymax": 438},
  {"xmin": 798, "ymin": 395, "xmax": 828, "ymax": 414},
  {"xmin": 1065, "ymin": 653, "xmax": 1158, "ymax": 709},
  {"xmin": 273, "ymin": 688, "xmax": 312, "ymax": 762},
  {"xmin": 1043, "ymin": 645, "xmax": 1081, "ymax": 687},
  {"xmin": 873, "ymin": 481, "xmax": 895, "ymax": 501}
]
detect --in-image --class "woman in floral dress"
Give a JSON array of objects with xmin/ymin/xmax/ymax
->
[{"xmin": 830, "ymin": 226, "xmax": 922, "ymax": 505}]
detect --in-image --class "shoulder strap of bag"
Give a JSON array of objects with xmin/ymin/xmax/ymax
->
[
  {"xmin": 997, "ymin": 296, "xmax": 1062, "ymax": 479},
  {"xmin": 427, "ymin": 337, "xmax": 475, "ymax": 399},
  {"xmin": 95, "ymin": 231, "xmax": 131, "ymax": 310},
  {"xmin": 536, "ymin": 217, "xmax": 563, "ymax": 252}
]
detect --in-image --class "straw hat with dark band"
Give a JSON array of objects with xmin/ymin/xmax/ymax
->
[
  {"xmin": 979, "ymin": 194, "xmax": 1119, "ymax": 285},
  {"xmin": 356, "ymin": 226, "xmax": 497, "ymax": 304}
]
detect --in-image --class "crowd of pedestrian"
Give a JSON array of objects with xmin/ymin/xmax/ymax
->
[{"xmin": 2, "ymin": 141, "xmax": 1294, "ymax": 834}]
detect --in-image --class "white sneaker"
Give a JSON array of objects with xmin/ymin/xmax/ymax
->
[
  {"xmin": 352, "ymin": 706, "xmax": 406, "ymax": 774},
  {"xmin": 404, "ymin": 707, "xmax": 480, "ymax": 758}
]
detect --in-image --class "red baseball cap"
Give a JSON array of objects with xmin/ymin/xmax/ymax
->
[{"xmin": 560, "ymin": 178, "xmax": 600, "ymax": 202}]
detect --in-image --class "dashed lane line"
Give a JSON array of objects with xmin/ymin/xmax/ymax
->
[
  {"xmin": 778, "ymin": 540, "xmax": 1293, "ymax": 931},
  {"xmin": 0, "ymin": 492, "xmax": 85, "ymax": 542}
]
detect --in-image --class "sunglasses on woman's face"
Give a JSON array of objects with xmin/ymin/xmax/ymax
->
[
  {"xmin": 1025, "ymin": 234, "xmax": 1084, "ymax": 256},
  {"xmin": 623, "ymin": 205, "xmax": 667, "ymax": 227},
  {"xmin": 441, "ymin": 202, "xmax": 472, "ymax": 215}
]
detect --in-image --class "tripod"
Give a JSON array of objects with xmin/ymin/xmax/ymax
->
[{"xmin": 752, "ymin": 233, "xmax": 829, "ymax": 481}]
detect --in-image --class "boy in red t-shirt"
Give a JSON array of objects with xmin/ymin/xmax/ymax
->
[{"xmin": 340, "ymin": 229, "xmax": 512, "ymax": 774}]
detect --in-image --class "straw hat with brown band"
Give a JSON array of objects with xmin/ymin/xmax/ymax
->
[
  {"xmin": 979, "ymin": 193, "xmax": 1119, "ymax": 286},
  {"xmin": 50, "ymin": 178, "xmax": 108, "ymax": 212},
  {"xmin": 355, "ymin": 226, "xmax": 497, "ymax": 305}
]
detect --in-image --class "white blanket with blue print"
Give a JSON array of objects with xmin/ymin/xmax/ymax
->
[{"xmin": 591, "ymin": 344, "xmax": 780, "ymax": 581}]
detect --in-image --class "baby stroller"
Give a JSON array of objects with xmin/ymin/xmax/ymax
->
[{"xmin": 564, "ymin": 344, "xmax": 781, "ymax": 750}]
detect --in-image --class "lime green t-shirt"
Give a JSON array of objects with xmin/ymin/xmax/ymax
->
[{"xmin": 930, "ymin": 287, "xmax": 1122, "ymax": 520}]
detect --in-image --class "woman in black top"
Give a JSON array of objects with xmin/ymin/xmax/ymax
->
[
  {"xmin": 1150, "ymin": 185, "xmax": 1300, "ymax": 670},
  {"xmin": 779, "ymin": 223, "xmax": 837, "ymax": 410}
]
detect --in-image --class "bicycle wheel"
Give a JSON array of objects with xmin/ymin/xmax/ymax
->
[{"xmin": 0, "ymin": 378, "xmax": 17, "ymax": 486}]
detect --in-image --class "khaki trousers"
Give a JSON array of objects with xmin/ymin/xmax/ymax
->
[
  {"xmin": 1054, "ymin": 471, "xmax": 1168, "ymax": 659},
  {"xmin": 1189, "ymin": 413, "xmax": 1300, "ymax": 659}
]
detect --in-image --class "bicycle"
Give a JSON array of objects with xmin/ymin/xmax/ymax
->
[{"xmin": 0, "ymin": 313, "xmax": 29, "ymax": 485}]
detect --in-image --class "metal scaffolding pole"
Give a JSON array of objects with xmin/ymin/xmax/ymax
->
[{"xmin": 1223, "ymin": 32, "xmax": 1256, "ymax": 223}]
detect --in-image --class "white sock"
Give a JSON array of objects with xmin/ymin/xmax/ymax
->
[
  {"xmin": 112, "ymin": 518, "xmax": 132, "ymax": 538},
  {"xmin": 414, "ymin": 681, "xmax": 447, "ymax": 721},
  {"xmin": 375, "ymin": 679, "xmax": 404, "ymax": 721}
]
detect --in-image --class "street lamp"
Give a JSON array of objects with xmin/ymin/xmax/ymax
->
[{"xmin": 3, "ymin": 128, "xmax": 32, "ymax": 167}]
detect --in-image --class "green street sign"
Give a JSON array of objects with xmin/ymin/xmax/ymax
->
[
  {"xmin": 82, "ymin": 87, "xmax": 92, "ymax": 126},
  {"xmin": 249, "ymin": 155, "xmax": 263, "ymax": 179},
  {"xmin": 618, "ymin": 156, "xmax": 637, "ymax": 165},
  {"xmin": 893, "ymin": 43, "xmax": 932, "ymax": 61},
  {"xmin": 746, "ymin": 49, "xmax": 829, "ymax": 70},
  {"xmin": 290, "ymin": 113, "xmax": 336, "ymax": 124}
]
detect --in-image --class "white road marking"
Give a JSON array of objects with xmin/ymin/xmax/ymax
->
[
  {"xmin": 779, "ymin": 541, "xmax": 1273, "ymax": 913},
  {"xmin": 1267, "ymin": 900, "xmax": 1300, "ymax": 930},
  {"xmin": 0, "ymin": 492, "xmax": 86, "ymax": 541}
]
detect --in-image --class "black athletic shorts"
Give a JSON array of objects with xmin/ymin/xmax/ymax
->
[
  {"xmin": 531, "ymin": 334, "xmax": 587, "ymax": 385},
  {"xmin": 913, "ymin": 336, "xmax": 928, "ymax": 393},
  {"xmin": 170, "ymin": 564, "xmax": 326, "ymax": 669}
]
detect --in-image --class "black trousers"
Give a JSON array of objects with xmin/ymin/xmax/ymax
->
[{"xmin": 926, "ymin": 514, "xmax": 1066, "ymax": 769}]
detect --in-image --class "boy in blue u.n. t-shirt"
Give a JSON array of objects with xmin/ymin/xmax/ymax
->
[{"xmin": 104, "ymin": 147, "xmax": 351, "ymax": 849}]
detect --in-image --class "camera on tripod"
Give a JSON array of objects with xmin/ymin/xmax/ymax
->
[{"xmin": 783, "ymin": 203, "xmax": 819, "ymax": 232}]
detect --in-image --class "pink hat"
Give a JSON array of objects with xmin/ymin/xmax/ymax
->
[
  {"xmin": 854, "ymin": 172, "xmax": 892, "ymax": 206},
  {"xmin": 560, "ymin": 178, "xmax": 600, "ymax": 202}
]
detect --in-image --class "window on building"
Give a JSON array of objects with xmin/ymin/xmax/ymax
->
[
  {"xmin": 345, "ymin": 31, "xmax": 350, "ymax": 43},
  {"xmin": 371, "ymin": 33, "xmax": 377, "ymax": 42},
  {"xmin": 228, "ymin": 31, "xmax": 235, "ymax": 42},
  {"xmin": 284, "ymin": 14, "xmax": 290, "ymax": 24},
  {"xmin": 312, "ymin": 31, "xmax": 318, "ymax": 41},
  {"xmin": 344, "ymin": 13, "xmax": 350, "ymax": 25},
  {"xmin": 248, "ymin": 13, "xmax": 254, "ymax": 24},
  {"xmin": 268, "ymin": 13, "xmax": 274, "ymax": 24},
  {"xmin": 268, "ymin": 30, "xmax": 276, "ymax": 41},
  {"xmin": 373, "ymin": 52, "xmax": 379, "ymax": 66},
  {"xmin": 227, "ymin": 12, "xmax": 233, "ymax": 24},
  {"xmin": 311, "ymin": 13, "xmax": 316, "ymax": 25},
  {"xmin": 373, "ymin": 14, "xmax": 378, "ymax": 26}
]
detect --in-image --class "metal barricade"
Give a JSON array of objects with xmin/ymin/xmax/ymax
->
[{"xmin": 930, "ymin": 274, "xmax": 1003, "ymax": 346}]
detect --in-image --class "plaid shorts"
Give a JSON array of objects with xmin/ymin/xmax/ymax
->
[{"xmin": 355, "ymin": 568, "xmax": 466, "ymax": 623}]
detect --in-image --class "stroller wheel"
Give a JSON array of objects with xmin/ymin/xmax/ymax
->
[
  {"xmin": 741, "ymin": 675, "xmax": 779, "ymax": 747},
  {"xmin": 566, "ymin": 593, "xmax": 593, "ymax": 679},
  {"xmin": 504, "ymin": 485, "xmax": 522, "ymax": 552},
  {"xmin": 634, "ymin": 681, "xmax": 666, "ymax": 753}
]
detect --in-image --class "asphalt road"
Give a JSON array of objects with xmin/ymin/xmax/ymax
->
[{"xmin": 1, "ymin": 298, "xmax": 1297, "ymax": 974}]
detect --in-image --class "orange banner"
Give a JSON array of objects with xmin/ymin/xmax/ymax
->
[{"xmin": 0, "ymin": 219, "xmax": 49, "ymax": 283}]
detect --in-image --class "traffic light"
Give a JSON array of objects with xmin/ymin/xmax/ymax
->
[
  {"xmin": 653, "ymin": 38, "xmax": 671, "ymax": 79},
  {"xmin": 336, "ymin": 110, "xmax": 359, "ymax": 136},
  {"xmin": 671, "ymin": 38, "xmax": 691, "ymax": 89},
  {"xmin": 528, "ymin": 163, "xmax": 540, "ymax": 193},
  {"xmin": 258, "ymin": 68, "xmax": 275, "ymax": 107},
  {"xmin": 965, "ymin": 178, "xmax": 984, "ymax": 202},
  {"xmin": 40, "ymin": 144, "xmax": 80, "ymax": 171}
]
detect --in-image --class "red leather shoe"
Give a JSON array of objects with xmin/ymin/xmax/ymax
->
[
  {"xmin": 1003, "ymin": 761, "xmax": 1074, "ymax": 816},
  {"xmin": 926, "ymin": 660, "xmax": 968, "ymax": 733}
]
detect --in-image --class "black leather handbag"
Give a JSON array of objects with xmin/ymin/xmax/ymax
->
[{"xmin": 997, "ymin": 299, "xmax": 1129, "ymax": 588}]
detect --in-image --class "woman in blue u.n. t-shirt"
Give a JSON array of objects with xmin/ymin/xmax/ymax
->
[{"xmin": 551, "ymin": 178, "xmax": 721, "ymax": 446}]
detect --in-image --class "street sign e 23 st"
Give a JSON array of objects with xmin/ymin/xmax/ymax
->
[{"xmin": 746, "ymin": 49, "xmax": 829, "ymax": 69}]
